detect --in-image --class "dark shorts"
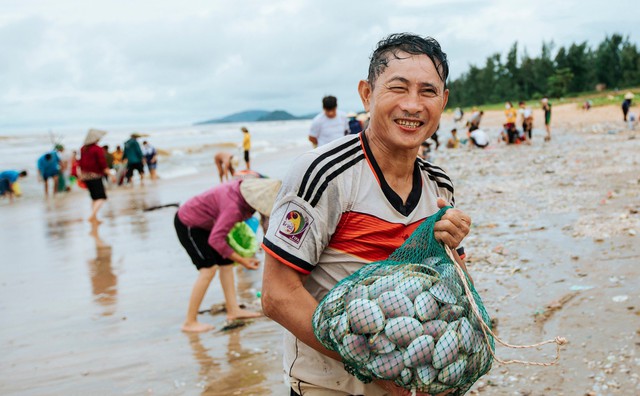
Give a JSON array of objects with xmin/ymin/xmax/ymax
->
[
  {"xmin": 174, "ymin": 213, "xmax": 233, "ymax": 269},
  {"xmin": 145, "ymin": 157, "xmax": 157, "ymax": 170},
  {"xmin": 42, "ymin": 170, "xmax": 59, "ymax": 180},
  {"xmin": 471, "ymin": 137, "xmax": 488, "ymax": 148},
  {"xmin": 127, "ymin": 162, "xmax": 145, "ymax": 174},
  {"xmin": 0, "ymin": 179, "xmax": 9, "ymax": 195},
  {"xmin": 84, "ymin": 178, "xmax": 107, "ymax": 200},
  {"xmin": 244, "ymin": 150, "xmax": 250, "ymax": 163}
]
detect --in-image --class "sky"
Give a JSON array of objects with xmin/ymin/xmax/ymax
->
[{"xmin": 1, "ymin": 0, "xmax": 638, "ymax": 130}]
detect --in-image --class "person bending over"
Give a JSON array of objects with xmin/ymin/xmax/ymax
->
[{"xmin": 175, "ymin": 178, "xmax": 281, "ymax": 332}]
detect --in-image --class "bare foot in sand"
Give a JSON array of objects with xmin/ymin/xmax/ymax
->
[
  {"xmin": 226, "ymin": 308, "xmax": 263, "ymax": 321},
  {"xmin": 88, "ymin": 217, "xmax": 103, "ymax": 224},
  {"xmin": 181, "ymin": 321, "xmax": 215, "ymax": 333}
]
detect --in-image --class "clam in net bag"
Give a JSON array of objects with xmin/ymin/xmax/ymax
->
[{"xmin": 312, "ymin": 207, "xmax": 566, "ymax": 395}]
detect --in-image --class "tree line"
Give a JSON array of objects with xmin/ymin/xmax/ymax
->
[{"xmin": 447, "ymin": 33, "xmax": 640, "ymax": 107}]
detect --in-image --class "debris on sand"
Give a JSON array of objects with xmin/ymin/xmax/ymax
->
[{"xmin": 534, "ymin": 292, "xmax": 578, "ymax": 325}]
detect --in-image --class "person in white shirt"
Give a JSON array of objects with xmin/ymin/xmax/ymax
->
[
  {"xmin": 308, "ymin": 95, "xmax": 349, "ymax": 148},
  {"xmin": 470, "ymin": 128, "xmax": 489, "ymax": 148},
  {"xmin": 518, "ymin": 101, "xmax": 534, "ymax": 139}
]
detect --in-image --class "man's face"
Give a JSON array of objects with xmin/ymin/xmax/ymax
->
[
  {"xmin": 324, "ymin": 108, "xmax": 337, "ymax": 119},
  {"xmin": 359, "ymin": 52, "xmax": 448, "ymax": 152}
]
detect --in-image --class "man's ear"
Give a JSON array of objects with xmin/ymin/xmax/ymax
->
[
  {"xmin": 358, "ymin": 80, "xmax": 372, "ymax": 112},
  {"xmin": 442, "ymin": 88, "xmax": 449, "ymax": 111}
]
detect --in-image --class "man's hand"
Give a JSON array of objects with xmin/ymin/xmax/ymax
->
[
  {"xmin": 434, "ymin": 198, "xmax": 471, "ymax": 249},
  {"xmin": 375, "ymin": 379, "xmax": 411, "ymax": 395}
]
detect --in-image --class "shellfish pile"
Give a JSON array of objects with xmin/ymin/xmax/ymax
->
[{"xmin": 313, "ymin": 260, "xmax": 493, "ymax": 393}]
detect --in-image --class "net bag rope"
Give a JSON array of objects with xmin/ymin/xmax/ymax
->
[
  {"xmin": 443, "ymin": 244, "xmax": 567, "ymax": 367},
  {"xmin": 312, "ymin": 206, "xmax": 566, "ymax": 395}
]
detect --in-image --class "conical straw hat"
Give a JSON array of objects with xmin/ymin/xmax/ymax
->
[
  {"xmin": 239, "ymin": 178, "xmax": 282, "ymax": 217},
  {"xmin": 84, "ymin": 128, "xmax": 107, "ymax": 145},
  {"xmin": 624, "ymin": 92, "xmax": 635, "ymax": 100}
]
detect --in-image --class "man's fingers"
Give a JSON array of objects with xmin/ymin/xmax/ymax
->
[
  {"xmin": 436, "ymin": 197, "xmax": 448, "ymax": 208},
  {"xmin": 441, "ymin": 209, "xmax": 471, "ymax": 229},
  {"xmin": 434, "ymin": 218, "xmax": 470, "ymax": 248},
  {"xmin": 434, "ymin": 230, "xmax": 455, "ymax": 248}
]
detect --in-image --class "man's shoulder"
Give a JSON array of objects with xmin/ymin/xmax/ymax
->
[
  {"xmin": 317, "ymin": 133, "xmax": 360, "ymax": 151},
  {"xmin": 286, "ymin": 134, "xmax": 363, "ymax": 195},
  {"xmin": 417, "ymin": 157, "xmax": 453, "ymax": 192}
]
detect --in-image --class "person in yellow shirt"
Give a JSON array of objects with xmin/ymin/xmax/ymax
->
[
  {"xmin": 504, "ymin": 101, "xmax": 518, "ymax": 144},
  {"xmin": 241, "ymin": 126, "xmax": 251, "ymax": 170},
  {"xmin": 111, "ymin": 145, "xmax": 125, "ymax": 185},
  {"xmin": 446, "ymin": 128, "xmax": 460, "ymax": 148},
  {"xmin": 111, "ymin": 145, "xmax": 124, "ymax": 166}
]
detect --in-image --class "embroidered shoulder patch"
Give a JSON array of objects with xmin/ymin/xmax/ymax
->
[{"xmin": 275, "ymin": 202, "xmax": 314, "ymax": 249}]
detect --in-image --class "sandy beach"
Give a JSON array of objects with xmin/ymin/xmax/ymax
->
[{"xmin": 1, "ymin": 103, "xmax": 639, "ymax": 395}]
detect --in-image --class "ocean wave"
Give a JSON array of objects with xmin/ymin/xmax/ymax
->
[{"xmin": 159, "ymin": 166, "xmax": 200, "ymax": 179}]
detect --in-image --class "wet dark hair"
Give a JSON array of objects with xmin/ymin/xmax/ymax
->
[
  {"xmin": 45, "ymin": 153, "xmax": 52, "ymax": 161},
  {"xmin": 367, "ymin": 33, "xmax": 449, "ymax": 89},
  {"xmin": 19, "ymin": 170, "xmax": 28, "ymax": 177},
  {"xmin": 322, "ymin": 95, "xmax": 337, "ymax": 110}
]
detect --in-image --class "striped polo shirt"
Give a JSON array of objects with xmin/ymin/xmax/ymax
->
[{"xmin": 262, "ymin": 131, "xmax": 455, "ymax": 395}]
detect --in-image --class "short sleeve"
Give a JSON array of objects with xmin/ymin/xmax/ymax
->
[
  {"xmin": 262, "ymin": 152, "xmax": 344, "ymax": 274},
  {"xmin": 439, "ymin": 183, "xmax": 455, "ymax": 207},
  {"xmin": 309, "ymin": 115, "xmax": 321, "ymax": 138},
  {"xmin": 420, "ymin": 160, "xmax": 455, "ymax": 208}
]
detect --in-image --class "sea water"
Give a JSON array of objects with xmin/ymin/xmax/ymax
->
[{"xmin": 0, "ymin": 120, "xmax": 312, "ymax": 192}]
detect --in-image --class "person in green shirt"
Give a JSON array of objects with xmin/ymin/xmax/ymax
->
[
  {"xmin": 541, "ymin": 97, "xmax": 552, "ymax": 141},
  {"xmin": 123, "ymin": 133, "xmax": 144, "ymax": 185}
]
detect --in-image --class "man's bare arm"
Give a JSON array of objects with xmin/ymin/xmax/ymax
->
[{"xmin": 261, "ymin": 253, "xmax": 340, "ymax": 360}]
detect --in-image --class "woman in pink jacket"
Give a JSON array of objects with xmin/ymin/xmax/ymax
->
[{"xmin": 175, "ymin": 178, "xmax": 281, "ymax": 332}]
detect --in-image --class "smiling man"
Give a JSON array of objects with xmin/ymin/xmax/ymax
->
[{"xmin": 262, "ymin": 33, "xmax": 472, "ymax": 396}]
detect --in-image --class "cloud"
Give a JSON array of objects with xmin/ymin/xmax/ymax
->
[{"xmin": 1, "ymin": 0, "xmax": 639, "ymax": 129}]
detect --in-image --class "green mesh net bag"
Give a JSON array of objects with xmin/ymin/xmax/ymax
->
[
  {"xmin": 312, "ymin": 207, "xmax": 494, "ymax": 395},
  {"xmin": 226, "ymin": 221, "xmax": 258, "ymax": 258}
]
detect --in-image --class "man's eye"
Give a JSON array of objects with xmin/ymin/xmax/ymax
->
[{"xmin": 389, "ymin": 86, "xmax": 405, "ymax": 92}]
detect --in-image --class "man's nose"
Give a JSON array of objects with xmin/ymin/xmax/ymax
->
[{"xmin": 398, "ymin": 91, "xmax": 424, "ymax": 115}]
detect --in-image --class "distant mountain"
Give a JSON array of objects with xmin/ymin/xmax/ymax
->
[
  {"xmin": 195, "ymin": 110, "xmax": 270, "ymax": 125},
  {"xmin": 257, "ymin": 110, "xmax": 297, "ymax": 122},
  {"xmin": 195, "ymin": 109, "xmax": 314, "ymax": 125}
]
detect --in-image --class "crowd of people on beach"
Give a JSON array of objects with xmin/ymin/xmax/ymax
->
[
  {"xmin": 414, "ymin": 97, "xmax": 557, "ymax": 162},
  {"xmin": 0, "ymin": 130, "xmax": 162, "ymax": 223}
]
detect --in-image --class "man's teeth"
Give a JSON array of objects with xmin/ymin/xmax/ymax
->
[{"xmin": 397, "ymin": 120, "xmax": 421, "ymax": 128}]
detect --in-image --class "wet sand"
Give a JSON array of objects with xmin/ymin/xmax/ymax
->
[{"xmin": 1, "ymin": 104, "xmax": 639, "ymax": 395}]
